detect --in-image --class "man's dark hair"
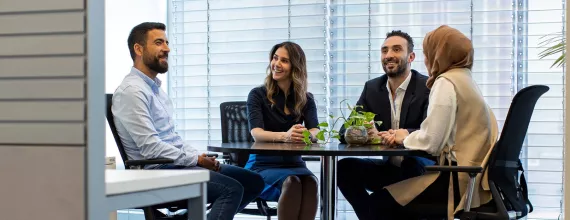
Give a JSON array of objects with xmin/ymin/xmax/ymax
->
[
  {"xmin": 386, "ymin": 30, "xmax": 414, "ymax": 53},
  {"xmin": 127, "ymin": 22, "xmax": 166, "ymax": 61}
]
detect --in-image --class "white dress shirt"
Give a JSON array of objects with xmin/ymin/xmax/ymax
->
[
  {"xmin": 387, "ymin": 72, "xmax": 412, "ymax": 130},
  {"xmin": 113, "ymin": 67, "xmax": 198, "ymax": 168},
  {"xmin": 386, "ymin": 72, "xmax": 411, "ymax": 166},
  {"xmin": 403, "ymin": 77, "xmax": 457, "ymax": 160}
]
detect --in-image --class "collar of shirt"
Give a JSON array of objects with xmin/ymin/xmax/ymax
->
[
  {"xmin": 386, "ymin": 70, "xmax": 412, "ymax": 92},
  {"xmin": 131, "ymin": 67, "xmax": 162, "ymax": 94}
]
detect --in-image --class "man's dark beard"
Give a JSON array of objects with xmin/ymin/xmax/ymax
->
[
  {"xmin": 382, "ymin": 57, "xmax": 407, "ymax": 77},
  {"xmin": 143, "ymin": 52, "xmax": 168, "ymax": 73}
]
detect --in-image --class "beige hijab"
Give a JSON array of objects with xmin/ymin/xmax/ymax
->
[{"xmin": 423, "ymin": 25, "xmax": 474, "ymax": 89}]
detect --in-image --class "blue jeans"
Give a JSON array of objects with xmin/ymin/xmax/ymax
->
[{"xmin": 152, "ymin": 164, "xmax": 264, "ymax": 220}]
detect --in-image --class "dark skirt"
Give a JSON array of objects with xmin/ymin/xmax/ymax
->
[{"xmin": 247, "ymin": 155, "xmax": 314, "ymax": 201}]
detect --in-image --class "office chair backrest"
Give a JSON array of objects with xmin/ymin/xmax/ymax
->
[
  {"xmin": 220, "ymin": 101, "xmax": 254, "ymax": 143},
  {"xmin": 487, "ymin": 85, "xmax": 549, "ymax": 217},
  {"xmin": 220, "ymin": 101, "xmax": 253, "ymax": 167},
  {"xmin": 105, "ymin": 93, "xmax": 130, "ymax": 167}
]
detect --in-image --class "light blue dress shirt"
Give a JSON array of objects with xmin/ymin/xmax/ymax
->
[{"xmin": 112, "ymin": 67, "xmax": 198, "ymax": 167}]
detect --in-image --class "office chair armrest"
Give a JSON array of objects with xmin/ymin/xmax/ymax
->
[
  {"xmin": 206, "ymin": 153, "xmax": 219, "ymax": 158},
  {"xmin": 125, "ymin": 158, "xmax": 174, "ymax": 167},
  {"xmin": 425, "ymin": 165, "xmax": 482, "ymax": 213},
  {"xmin": 425, "ymin": 165, "xmax": 483, "ymax": 174},
  {"xmin": 125, "ymin": 153, "xmax": 219, "ymax": 167}
]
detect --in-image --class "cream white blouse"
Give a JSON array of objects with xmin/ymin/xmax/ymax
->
[{"xmin": 403, "ymin": 77, "xmax": 457, "ymax": 160}]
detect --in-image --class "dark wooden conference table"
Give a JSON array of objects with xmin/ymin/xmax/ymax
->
[{"xmin": 207, "ymin": 142, "xmax": 428, "ymax": 220}]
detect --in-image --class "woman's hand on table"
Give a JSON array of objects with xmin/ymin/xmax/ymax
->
[{"xmin": 286, "ymin": 124, "xmax": 307, "ymax": 143}]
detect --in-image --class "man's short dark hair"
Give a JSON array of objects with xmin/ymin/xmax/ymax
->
[
  {"xmin": 127, "ymin": 22, "xmax": 166, "ymax": 61},
  {"xmin": 386, "ymin": 30, "xmax": 414, "ymax": 53}
]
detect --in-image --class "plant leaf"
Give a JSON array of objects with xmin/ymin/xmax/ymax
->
[
  {"xmin": 363, "ymin": 112, "xmax": 376, "ymax": 122},
  {"xmin": 552, "ymin": 53, "xmax": 566, "ymax": 68},
  {"xmin": 318, "ymin": 122, "xmax": 329, "ymax": 128},
  {"xmin": 332, "ymin": 134, "xmax": 341, "ymax": 139},
  {"xmin": 343, "ymin": 121, "xmax": 351, "ymax": 129},
  {"xmin": 370, "ymin": 138, "xmax": 381, "ymax": 144},
  {"xmin": 329, "ymin": 114, "xmax": 334, "ymax": 119},
  {"xmin": 363, "ymin": 123, "xmax": 373, "ymax": 129},
  {"xmin": 302, "ymin": 130, "xmax": 312, "ymax": 145},
  {"xmin": 316, "ymin": 131, "xmax": 325, "ymax": 141},
  {"xmin": 375, "ymin": 121, "xmax": 383, "ymax": 127}
]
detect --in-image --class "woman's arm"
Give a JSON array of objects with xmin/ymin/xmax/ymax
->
[
  {"xmin": 305, "ymin": 93, "xmax": 320, "ymax": 142},
  {"xmin": 251, "ymin": 125, "xmax": 307, "ymax": 143},
  {"xmin": 402, "ymin": 78, "xmax": 457, "ymax": 155},
  {"xmin": 251, "ymin": 127, "xmax": 288, "ymax": 142}
]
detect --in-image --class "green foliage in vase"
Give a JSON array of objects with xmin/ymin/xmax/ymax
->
[{"xmin": 302, "ymin": 99, "xmax": 382, "ymax": 145}]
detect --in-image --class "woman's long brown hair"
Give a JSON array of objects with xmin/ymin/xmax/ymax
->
[{"xmin": 264, "ymin": 41, "xmax": 308, "ymax": 120}]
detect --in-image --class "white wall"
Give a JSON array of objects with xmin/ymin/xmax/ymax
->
[{"xmin": 105, "ymin": 0, "xmax": 167, "ymax": 167}]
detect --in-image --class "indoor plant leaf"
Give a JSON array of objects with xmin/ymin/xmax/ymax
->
[{"xmin": 318, "ymin": 122, "xmax": 329, "ymax": 128}]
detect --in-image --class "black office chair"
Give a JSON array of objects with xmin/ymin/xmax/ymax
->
[
  {"xmin": 219, "ymin": 101, "xmax": 277, "ymax": 220},
  {"xmin": 404, "ymin": 85, "xmax": 547, "ymax": 219},
  {"xmin": 106, "ymin": 93, "xmax": 187, "ymax": 220}
]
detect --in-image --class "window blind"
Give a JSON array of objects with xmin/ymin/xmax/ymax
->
[{"xmin": 168, "ymin": 0, "xmax": 565, "ymax": 219}]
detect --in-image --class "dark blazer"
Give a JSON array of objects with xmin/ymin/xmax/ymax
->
[{"xmin": 339, "ymin": 69, "xmax": 430, "ymax": 143}]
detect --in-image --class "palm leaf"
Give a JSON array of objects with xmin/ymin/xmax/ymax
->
[{"xmin": 538, "ymin": 32, "xmax": 565, "ymax": 68}]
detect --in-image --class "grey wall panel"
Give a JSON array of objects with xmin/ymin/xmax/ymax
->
[
  {"xmin": 0, "ymin": 123, "xmax": 84, "ymax": 145},
  {"xmin": 0, "ymin": 56, "xmax": 84, "ymax": 78},
  {"xmin": 0, "ymin": 79, "xmax": 84, "ymax": 99},
  {"xmin": 0, "ymin": 0, "xmax": 84, "ymax": 13},
  {"xmin": 0, "ymin": 101, "xmax": 84, "ymax": 121},
  {"xmin": 0, "ymin": 34, "xmax": 84, "ymax": 56},
  {"xmin": 0, "ymin": 12, "xmax": 84, "ymax": 35},
  {"xmin": 0, "ymin": 146, "xmax": 84, "ymax": 220}
]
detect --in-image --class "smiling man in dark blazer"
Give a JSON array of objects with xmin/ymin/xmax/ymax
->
[{"xmin": 336, "ymin": 30, "xmax": 434, "ymax": 220}]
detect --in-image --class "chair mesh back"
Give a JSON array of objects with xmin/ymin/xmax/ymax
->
[
  {"xmin": 487, "ymin": 85, "xmax": 549, "ymax": 215},
  {"xmin": 105, "ymin": 94, "xmax": 130, "ymax": 166},
  {"xmin": 220, "ymin": 101, "xmax": 253, "ymax": 167},
  {"xmin": 490, "ymin": 85, "xmax": 549, "ymax": 168},
  {"xmin": 220, "ymin": 101, "xmax": 254, "ymax": 143}
]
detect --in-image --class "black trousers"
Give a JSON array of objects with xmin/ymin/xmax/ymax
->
[{"xmin": 337, "ymin": 157, "xmax": 455, "ymax": 220}]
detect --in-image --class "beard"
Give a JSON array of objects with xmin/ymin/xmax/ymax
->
[
  {"xmin": 382, "ymin": 57, "xmax": 408, "ymax": 77},
  {"xmin": 143, "ymin": 51, "xmax": 168, "ymax": 74}
]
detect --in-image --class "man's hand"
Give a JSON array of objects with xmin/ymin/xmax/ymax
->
[
  {"xmin": 378, "ymin": 129, "xmax": 409, "ymax": 146},
  {"xmin": 286, "ymin": 124, "xmax": 307, "ymax": 143},
  {"xmin": 197, "ymin": 153, "xmax": 220, "ymax": 171}
]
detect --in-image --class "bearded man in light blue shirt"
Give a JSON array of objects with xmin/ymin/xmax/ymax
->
[{"xmin": 112, "ymin": 22, "xmax": 264, "ymax": 220}]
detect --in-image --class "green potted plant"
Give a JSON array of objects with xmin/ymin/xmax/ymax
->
[{"xmin": 302, "ymin": 100, "xmax": 382, "ymax": 145}]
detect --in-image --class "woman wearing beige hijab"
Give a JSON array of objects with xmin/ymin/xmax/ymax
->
[{"xmin": 374, "ymin": 25, "xmax": 499, "ymax": 219}]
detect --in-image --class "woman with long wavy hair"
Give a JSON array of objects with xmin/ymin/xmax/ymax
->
[{"xmin": 245, "ymin": 41, "xmax": 319, "ymax": 220}]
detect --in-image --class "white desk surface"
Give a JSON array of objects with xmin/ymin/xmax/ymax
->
[{"xmin": 106, "ymin": 169, "xmax": 209, "ymax": 196}]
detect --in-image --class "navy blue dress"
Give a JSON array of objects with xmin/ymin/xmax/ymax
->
[{"xmin": 244, "ymin": 85, "xmax": 319, "ymax": 201}]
